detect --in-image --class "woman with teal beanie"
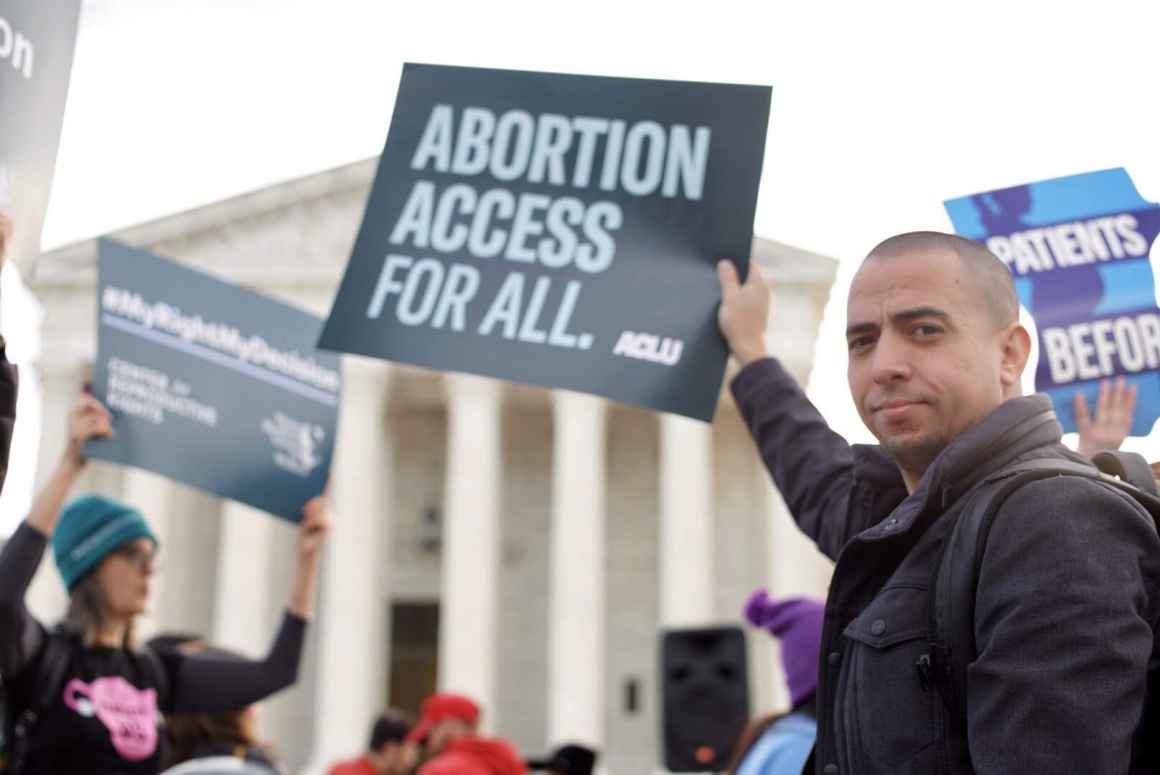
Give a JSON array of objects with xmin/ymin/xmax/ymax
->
[{"xmin": 0, "ymin": 395, "xmax": 331, "ymax": 774}]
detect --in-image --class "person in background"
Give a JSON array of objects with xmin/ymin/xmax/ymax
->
[
  {"xmin": 1075, "ymin": 377, "xmax": 1137, "ymax": 457},
  {"xmin": 0, "ymin": 393, "xmax": 329, "ymax": 775},
  {"xmin": 409, "ymin": 693, "xmax": 525, "ymax": 775},
  {"xmin": 526, "ymin": 743, "xmax": 597, "ymax": 775},
  {"xmin": 324, "ymin": 710, "xmax": 417, "ymax": 775},
  {"xmin": 727, "ymin": 593, "xmax": 824, "ymax": 775},
  {"xmin": 150, "ymin": 636, "xmax": 288, "ymax": 775},
  {"xmin": 0, "ymin": 194, "xmax": 20, "ymax": 495}
]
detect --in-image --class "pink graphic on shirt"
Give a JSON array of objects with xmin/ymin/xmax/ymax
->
[{"xmin": 63, "ymin": 676, "xmax": 158, "ymax": 761}]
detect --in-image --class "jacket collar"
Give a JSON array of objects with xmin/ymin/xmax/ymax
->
[
  {"xmin": 913, "ymin": 394, "xmax": 1062, "ymax": 516},
  {"xmin": 863, "ymin": 395, "xmax": 1062, "ymax": 538},
  {"xmin": 917, "ymin": 394, "xmax": 1061, "ymax": 511}
]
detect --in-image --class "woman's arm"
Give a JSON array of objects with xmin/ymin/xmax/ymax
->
[
  {"xmin": 27, "ymin": 395, "xmax": 112, "ymax": 537},
  {"xmin": 0, "ymin": 523, "xmax": 50, "ymax": 677},
  {"xmin": 165, "ymin": 611, "xmax": 307, "ymax": 713},
  {"xmin": 167, "ymin": 495, "xmax": 330, "ymax": 712},
  {"xmin": 0, "ymin": 394, "xmax": 112, "ymax": 676},
  {"xmin": 287, "ymin": 495, "xmax": 329, "ymax": 620}
]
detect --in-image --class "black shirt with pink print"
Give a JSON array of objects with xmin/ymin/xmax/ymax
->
[{"xmin": 0, "ymin": 522, "xmax": 306, "ymax": 775}]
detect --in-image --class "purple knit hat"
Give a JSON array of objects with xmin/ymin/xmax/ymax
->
[{"xmin": 744, "ymin": 589, "xmax": 825, "ymax": 707}]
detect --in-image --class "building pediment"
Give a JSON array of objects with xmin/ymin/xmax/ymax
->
[{"xmin": 33, "ymin": 158, "xmax": 378, "ymax": 295}]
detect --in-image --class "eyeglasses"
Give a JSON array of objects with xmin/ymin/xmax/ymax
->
[{"xmin": 112, "ymin": 544, "xmax": 158, "ymax": 571}]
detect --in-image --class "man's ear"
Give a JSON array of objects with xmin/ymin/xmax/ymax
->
[{"xmin": 999, "ymin": 323, "xmax": 1032, "ymax": 395}]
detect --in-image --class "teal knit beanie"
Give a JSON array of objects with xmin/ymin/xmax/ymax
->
[{"xmin": 52, "ymin": 494, "xmax": 158, "ymax": 591}]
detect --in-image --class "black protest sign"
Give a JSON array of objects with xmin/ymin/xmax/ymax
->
[
  {"xmin": 87, "ymin": 240, "xmax": 341, "ymax": 522},
  {"xmin": 319, "ymin": 64, "xmax": 770, "ymax": 421},
  {"xmin": 0, "ymin": 0, "xmax": 82, "ymax": 268}
]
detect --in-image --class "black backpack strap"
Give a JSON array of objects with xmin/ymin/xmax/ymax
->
[
  {"xmin": 4, "ymin": 633, "xmax": 74, "ymax": 774},
  {"xmin": 926, "ymin": 470, "xmax": 1035, "ymax": 732},
  {"xmin": 1092, "ymin": 450, "xmax": 1158, "ymax": 496},
  {"xmin": 927, "ymin": 457, "xmax": 1160, "ymax": 762},
  {"xmin": 28, "ymin": 633, "xmax": 73, "ymax": 718}
]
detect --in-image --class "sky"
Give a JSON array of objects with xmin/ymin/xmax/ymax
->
[{"xmin": 5, "ymin": 0, "xmax": 1160, "ymax": 528}]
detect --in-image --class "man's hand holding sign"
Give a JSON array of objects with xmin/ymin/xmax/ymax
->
[{"xmin": 716, "ymin": 259, "xmax": 771, "ymax": 369}]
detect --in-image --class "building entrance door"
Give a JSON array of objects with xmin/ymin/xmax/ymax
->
[{"xmin": 389, "ymin": 602, "xmax": 440, "ymax": 715}]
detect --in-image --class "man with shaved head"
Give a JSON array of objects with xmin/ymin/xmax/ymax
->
[{"xmin": 718, "ymin": 233, "xmax": 1160, "ymax": 774}]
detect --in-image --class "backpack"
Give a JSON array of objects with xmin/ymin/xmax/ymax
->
[
  {"xmin": 0, "ymin": 634, "xmax": 73, "ymax": 774},
  {"xmin": 0, "ymin": 632, "xmax": 169, "ymax": 774},
  {"xmin": 921, "ymin": 450, "xmax": 1160, "ymax": 772}
]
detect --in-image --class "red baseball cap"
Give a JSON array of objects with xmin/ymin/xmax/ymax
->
[{"xmin": 406, "ymin": 693, "xmax": 481, "ymax": 743}]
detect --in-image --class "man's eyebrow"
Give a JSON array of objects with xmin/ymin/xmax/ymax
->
[
  {"xmin": 846, "ymin": 306, "xmax": 952, "ymax": 338},
  {"xmin": 891, "ymin": 306, "xmax": 952, "ymax": 325},
  {"xmin": 845, "ymin": 321, "xmax": 878, "ymax": 339}
]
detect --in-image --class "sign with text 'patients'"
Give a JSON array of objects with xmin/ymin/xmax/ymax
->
[
  {"xmin": 0, "ymin": 0, "xmax": 82, "ymax": 269},
  {"xmin": 319, "ymin": 64, "xmax": 771, "ymax": 421},
  {"xmin": 945, "ymin": 169, "xmax": 1160, "ymax": 435},
  {"xmin": 87, "ymin": 240, "xmax": 341, "ymax": 522}
]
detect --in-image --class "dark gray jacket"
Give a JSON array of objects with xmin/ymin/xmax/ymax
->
[{"xmin": 731, "ymin": 358, "xmax": 1160, "ymax": 775}]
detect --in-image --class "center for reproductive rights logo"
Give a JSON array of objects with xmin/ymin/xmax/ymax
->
[{"xmin": 261, "ymin": 412, "xmax": 326, "ymax": 477}]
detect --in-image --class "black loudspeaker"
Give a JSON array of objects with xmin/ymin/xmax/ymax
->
[{"xmin": 660, "ymin": 626, "xmax": 750, "ymax": 772}]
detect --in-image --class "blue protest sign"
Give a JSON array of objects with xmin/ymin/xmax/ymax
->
[
  {"xmin": 319, "ymin": 64, "xmax": 771, "ymax": 421},
  {"xmin": 87, "ymin": 239, "xmax": 341, "ymax": 522},
  {"xmin": 0, "ymin": 0, "xmax": 82, "ymax": 268},
  {"xmin": 945, "ymin": 169, "xmax": 1160, "ymax": 435}
]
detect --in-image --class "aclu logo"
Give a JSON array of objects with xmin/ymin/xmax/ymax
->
[
  {"xmin": 0, "ymin": 15, "xmax": 35, "ymax": 79},
  {"xmin": 612, "ymin": 330, "xmax": 684, "ymax": 366},
  {"xmin": 261, "ymin": 412, "xmax": 326, "ymax": 477}
]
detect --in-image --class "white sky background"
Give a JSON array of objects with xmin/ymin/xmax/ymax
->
[{"xmin": 7, "ymin": 0, "xmax": 1160, "ymax": 528}]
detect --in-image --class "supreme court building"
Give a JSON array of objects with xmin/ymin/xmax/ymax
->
[{"xmin": 26, "ymin": 159, "xmax": 837, "ymax": 774}]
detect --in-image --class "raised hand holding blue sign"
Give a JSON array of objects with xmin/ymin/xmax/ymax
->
[{"xmin": 945, "ymin": 169, "xmax": 1160, "ymax": 436}]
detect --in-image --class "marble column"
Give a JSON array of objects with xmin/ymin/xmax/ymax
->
[
  {"xmin": 754, "ymin": 479, "xmax": 793, "ymax": 714},
  {"xmin": 546, "ymin": 391, "xmax": 606, "ymax": 748},
  {"xmin": 305, "ymin": 358, "xmax": 392, "ymax": 772},
  {"xmin": 212, "ymin": 501, "xmax": 277, "ymax": 655},
  {"xmin": 438, "ymin": 374, "xmax": 502, "ymax": 724},
  {"xmin": 122, "ymin": 468, "xmax": 175, "ymax": 641},
  {"xmin": 756, "ymin": 471, "xmax": 834, "ymax": 713},
  {"xmin": 658, "ymin": 415, "xmax": 714, "ymax": 627}
]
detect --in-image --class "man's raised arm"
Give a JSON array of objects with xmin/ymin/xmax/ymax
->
[{"xmin": 717, "ymin": 259, "xmax": 902, "ymax": 559}]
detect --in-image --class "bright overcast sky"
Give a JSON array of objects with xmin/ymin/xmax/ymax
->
[{"xmin": 7, "ymin": 0, "xmax": 1160, "ymax": 526}]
